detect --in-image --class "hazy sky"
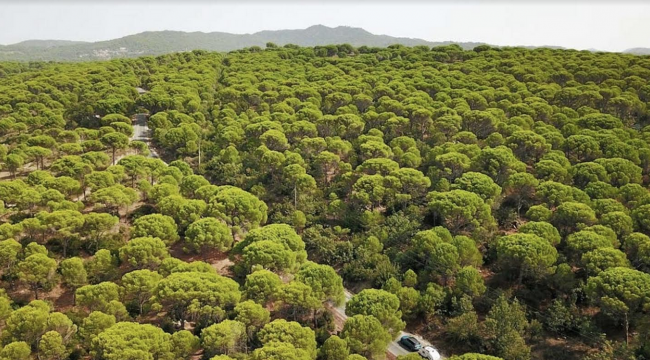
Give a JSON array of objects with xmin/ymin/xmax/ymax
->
[{"xmin": 1, "ymin": 1, "xmax": 649, "ymax": 51}]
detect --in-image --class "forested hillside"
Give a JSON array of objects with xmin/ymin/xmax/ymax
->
[
  {"xmin": 0, "ymin": 44, "xmax": 649, "ymax": 360},
  {"xmin": 0, "ymin": 26, "xmax": 484, "ymax": 62}
]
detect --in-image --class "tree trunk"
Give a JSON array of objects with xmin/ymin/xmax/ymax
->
[
  {"xmin": 294, "ymin": 184, "xmax": 298, "ymax": 209},
  {"xmin": 112, "ymin": 148, "xmax": 116, "ymax": 165},
  {"xmin": 33, "ymin": 285, "xmax": 39, "ymax": 300},
  {"xmin": 625, "ymin": 312, "xmax": 629, "ymax": 345}
]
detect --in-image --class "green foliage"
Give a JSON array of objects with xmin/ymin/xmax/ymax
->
[
  {"xmin": 581, "ymin": 248, "xmax": 629, "ymax": 276},
  {"xmin": 0, "ymin": 292, "xmax": 12, "ymax": 322},
  {"xmin": 346, "ymin": 289, "xmax": 405, "ymax": 337},
  {"xmin": 448, "ymin": 354, "xmax": 504, "ymax": 360},
  {"xmin": 242, "ymin": 240, "xmax": 297, "ymax": 273},
  {"xmin": 17, "ymin": 253, "xmax": 57, "ymax": 299},
  {"xmin": 90, "ymin": 322, "xmax": 174, "ymax": 360},
  {"xmin": 201, "ymin": 320, "xmax": 247, "ymax": 356},
  {"xmin": 237, "ymin": 224, "xmax": 307, "ymax": 273},
  {"xmin": 397, "ymin": 354, "xmax": 426, "ymax": 360},
  {"xmin": 243, "ymin": 269, "xmax": 283, "ymax": 304},
  {"xmin": 483, "ymin": 295, "xmax": 531, "ymax": 360},
  {"xmin": 1, "ymin": 42, "xmax": 650, "ymax": 360},
  {"xmin": 496, "ymin": 233, "xmax": 557, "ymax": 282},
  {"xmin": 446, "ymin": 311, "xmax": 482, "ymax": 347},
  {"xmin": 0, "ymin": 341, "xmax": 31, "ymax": 360},
  {"xmin": 341, "ymin": 315, "xmax": 392, "ymax": 359},
  {"xmin": 428, "ymin": 189, "xmax": 495, "ymax": 234},
  {"xmin": 79, "ymin": 311, "xmax": 115, "ymax": 344},
  {"xmin": 320, "ymin": 335, "xmax": 350, "ymax": 360},
  {"xmin": 452, "ymin": 172, "xmax": 502, "ymax": 203},
  {"xmin": 600, "ymin": 211, "xmax": 633, "ymax": 238},
  {"xmin": 586, "ymin": 267, "xmax": 650, "ymax": 326},
  {"xmin": 455, "ymin": 266, "xmax": 486, "ymax": 298},
  {"xmin": 295, "ymin": 261, "xmax": 345, "ymax": 305},
  {"xmin": 76, "ymin": 282, "xmax": 121, "ymax": 313},
  {"xmin": 234, "ymin": 300, "xmax": 270, "ymax": 338},
  {"xmin": 120, "ymin": 270, "xmax": 162, "ymax": 315},
  {"xmin": 518, "ymin": 221, "xmax": 561, "ymax": 246},
  {"xmin": 184, "ymin": 218, "xmax": 233, "ymax": 253},
  {"xmin": 551, "ymin": 202, "xmax": 596, "ymax": 234},
  {"xmin": 451, "ymin": 235, "xmax": 483, "ymax": 267},
  {"xmin": 85, "ymin": 249, "xmax": 118, "ymax": 283},
  {"xmin": 565, "ymin": 230, "xmax": 615, "ymax": 257},
  {"xmin": 100, "ymin": 132, "xmax": 130, "ymax": 165},
  {"xmin": 258, "ymin": 319, "xmax": 317, "ymax": 359},
  {"xmin": 118, "ymin": 237, "xmax": 169, "ymax": 269},
  {"xmin": 131, "ymin": 214, "xmax": 179, "ymax": 245},
  {"xmin": 472, "ymin": 146, "xmax": 526, "ymax": 185},
  {"xmin": 1, "ymin": 300, "xmax": 50, "ymax": 346},
  {"xmin": 209, "ymin": 356, "xmax": 235, "ymax": 360},
  {"xmin": 208, "ymin": 186, "xmax": 268, "ymax": 236},
  {"xmin": 59, "ymin": 257, "xmax": 87, "ymax": 292},
  {"xmin": 171, "ymin": 330, "xmax": 200, "ymax": 360},
  {"xmin": 89, "ymin": 184, "xmax": 138, "ymax": 217},
  {"xmin": 250, "ymin": 342, "xmax": 312, "ymax": 360},
  {"xmin": 38, "ymin": 331, "xmax": 67, "ymax": 360},
  {"xmin": 153, "ymin": 271, "xmax": 240, "ymax": 325}
]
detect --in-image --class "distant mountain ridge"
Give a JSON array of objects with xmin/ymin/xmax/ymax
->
[
  {"xmin": 10, "ymin": 40, "xmax": 88, "ymax": 48},
  {"xmin": 0, "ymin": 25, "xmax": 484, "ymax": 61},
  {"xmin": 624, "ymin": 47, "xmax": 650, "ymax": 55},
  {"xmin": 0, "ymin": 25, "xmax": 646, "ymax": 62}
]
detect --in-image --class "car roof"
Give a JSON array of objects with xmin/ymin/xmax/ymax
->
[
  {"xmin": 405, "ymin": 336, "xmax": 420, "ymax": 344},
  {"xmin": 419, "ymin": 347, "xmax": 441, "ymax": 360}
]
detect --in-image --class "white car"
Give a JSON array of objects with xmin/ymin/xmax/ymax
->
[{"xmin": 418, "ymin": 345, "xmax": 441, "ymax": 360}]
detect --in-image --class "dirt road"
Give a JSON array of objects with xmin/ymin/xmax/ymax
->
[{"xmin": 132, "ymin": 113, "xmax": 160, "ymax": 159}]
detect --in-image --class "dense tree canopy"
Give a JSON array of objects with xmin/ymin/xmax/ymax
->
[{"xmin": 0, "ymin": 43, "xmax": 650, "ymax": 360}]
